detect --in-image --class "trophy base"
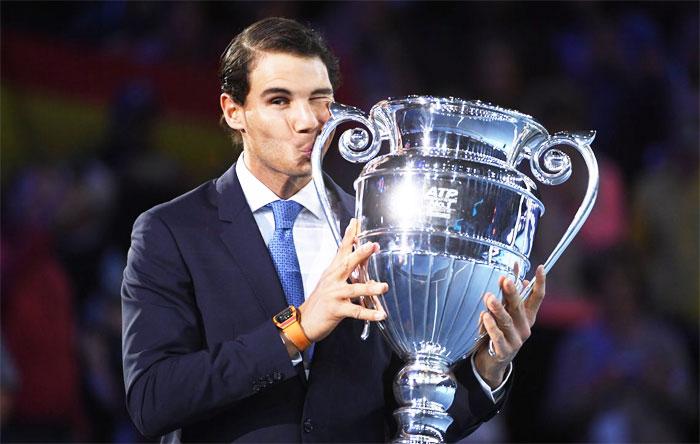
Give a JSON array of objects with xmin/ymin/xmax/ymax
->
[
  {"xmin": 392, "ymin": 356, "xmax": 456, "ymax": 443},
  {"xmin": 393, "ymin": 406, "xmax": 453, "ymax": 443}
]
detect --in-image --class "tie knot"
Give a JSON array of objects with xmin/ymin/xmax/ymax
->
[{"xmin": 268, "ymin": 200, "xmax": 303, "ymax": 230}]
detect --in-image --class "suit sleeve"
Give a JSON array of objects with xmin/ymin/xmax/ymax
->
[
  {"xmin": 121, "ymin": 210, "xmax": 298, "ymax": 437},
  {"xmin": 445, "ymin": 357, "xmax": 511, "ymax": 441}
]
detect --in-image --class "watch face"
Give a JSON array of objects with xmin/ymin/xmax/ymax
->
[{"xmin": 274, "ymin": 307, "xmax": 294, "ymax": 324}]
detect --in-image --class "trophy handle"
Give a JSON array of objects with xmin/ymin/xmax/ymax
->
[
  {"xmin": 311, "ymin": 102, "xmax": 385, "ymax": 340},
  {"xmin": 311, "ymin": 102, "xmax": 384, "ymax": 245},
  {"xmin": 521, "ymin": 130, "xmax": 599, "ymax": 302}
]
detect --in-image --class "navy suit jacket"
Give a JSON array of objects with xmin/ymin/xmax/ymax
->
[{"xmin": 121, "ymin": 163, "xmax": 506, "ymax": 442}]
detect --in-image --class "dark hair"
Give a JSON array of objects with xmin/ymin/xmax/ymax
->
[{"xmin": 219, "ymin": 17, "xmax": 341, "ymax": 144}]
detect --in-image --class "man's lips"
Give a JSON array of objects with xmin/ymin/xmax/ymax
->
[{"xmin": 300, "ymin": 143, "xmax": 314, "ymax": 157}]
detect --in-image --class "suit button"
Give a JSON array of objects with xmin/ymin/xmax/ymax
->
[{"xmin": 303, "ymin": 418, "xmax": 313, "ymax": 433}]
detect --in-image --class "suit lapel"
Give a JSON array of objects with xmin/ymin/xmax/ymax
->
[
  {"xmin": 216, "ymin": 164, "xmax": 287, "ymax": 318},
  {"xmin": 324, "ymin": 174, "xmax": 355, "ymax": 233}
]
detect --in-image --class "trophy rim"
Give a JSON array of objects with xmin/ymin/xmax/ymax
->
[{"xmin": 373, "ymin": 95, "xmax": 549, "ymax": 134}]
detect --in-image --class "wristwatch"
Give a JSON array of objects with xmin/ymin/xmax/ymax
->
[{"xmin": 272, "ymin": 306, "xmax": 311, "ymax": 352}]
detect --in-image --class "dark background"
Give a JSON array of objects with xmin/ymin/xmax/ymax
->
[{"xmin": 1, "ymin": 1, "xmax": 698, "ymax": 443}]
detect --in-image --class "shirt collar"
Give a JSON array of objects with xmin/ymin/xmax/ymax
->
[{"xmin": 235, "ymin": 152, "xmax": 325, "ymax": 220}]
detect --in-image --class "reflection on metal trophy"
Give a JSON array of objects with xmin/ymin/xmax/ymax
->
[{"xmin": 310, "ymin": 96, "xmax": 599, "ymax": 443}]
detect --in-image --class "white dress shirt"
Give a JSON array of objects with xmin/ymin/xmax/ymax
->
[
  {"xmin": 235, "ymin": 153, "xmax": 509, "ymax": 402},
  {"xmin": 235, "ymin": 155, "xmax": 338, "ymax": 302}
]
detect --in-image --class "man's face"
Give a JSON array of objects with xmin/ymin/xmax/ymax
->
[{"xmin": 223, "ymin": 51, "xmax": 333, "ymax": 193}]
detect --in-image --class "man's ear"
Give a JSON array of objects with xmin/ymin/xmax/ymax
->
[{"xmin": 220, "ymin": 93, "xmax": 245, "ymax": 131}]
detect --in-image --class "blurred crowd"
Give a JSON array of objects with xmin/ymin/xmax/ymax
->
[{"xmin": 1, "ymin": 2, "xmax": 698, "ymax": 443}]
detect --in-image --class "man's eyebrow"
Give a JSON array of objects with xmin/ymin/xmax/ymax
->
[
  {"xmin": 260, "ymin": 87, "xmax": 334, "ymax": 97},
  {"xmin": 260, "ymin": 87, "xmax": 292, "ymax": 97},
  {"xmin": 310, "ymin": 88, "xmax": 333, "ymax": 96}
]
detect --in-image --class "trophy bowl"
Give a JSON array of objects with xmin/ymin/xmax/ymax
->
[{"xmin": 311, "ymin": 96, "xmax": 598, "ymax": 443}]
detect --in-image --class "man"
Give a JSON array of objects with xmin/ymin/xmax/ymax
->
[{"xmin": 121, "ymin": 17, "xmax": 546, "ymax": 442}]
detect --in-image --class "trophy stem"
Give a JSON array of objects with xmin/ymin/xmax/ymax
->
[{"xmin": 392, "ymin": 355, "xmax": 456, "ymax": 443}]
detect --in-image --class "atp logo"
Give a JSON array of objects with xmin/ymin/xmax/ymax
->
[{"xmin": 425, "ymin": 186, "xmax": 459, "ymax": 219}]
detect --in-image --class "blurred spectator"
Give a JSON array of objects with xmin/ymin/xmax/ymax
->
[
  {"xmin": 1, "ymin": 168, "xmax": 87, "ymax": 442},
  {"xmin": 545, "ymin": 247, "xmax": 696, "ymax": 442},
  {"xmin": 632, "ymin": 138, "xmax": 699, "ymax": 332},
  {"xmin": 1, "ymin": 337, "xmax": 20, "ymax": 427},
  {"xmin": 54, "ymin": 156, "xmax": 118, "ymax": 305},
  {"xmin": 80, "ymin": 247, "xmax": 146, "ymax": 442},
  {"xmin": 631, "ymin": 12, "xmax": 699, "ymax": 333}
]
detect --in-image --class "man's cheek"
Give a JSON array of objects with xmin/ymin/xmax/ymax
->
[{"xmin": 319, "ymin": 103, "xmax": 331, "ymax": 123}]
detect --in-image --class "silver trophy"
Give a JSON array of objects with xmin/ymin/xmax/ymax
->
[{"xmin": 311, "ymin": 96, "xmax": 598, "ymax": 443}]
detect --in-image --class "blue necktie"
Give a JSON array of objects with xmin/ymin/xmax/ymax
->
[{"xmin": 267, "ymin": 200, "xmax": 305, "ymax": 308}]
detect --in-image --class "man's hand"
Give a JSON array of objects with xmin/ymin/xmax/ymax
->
[
  {"xmin": 474, "ymin": 264, "xmax": 546, "ymax": 388},
  {"xmin": 298, "ymin": 219, "xmax": 388, "ymax": 343}
]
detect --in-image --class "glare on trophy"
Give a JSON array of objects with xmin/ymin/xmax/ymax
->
[{"xmin": 310, "ymin": 97, "xmax": 599, "ymax": 443}]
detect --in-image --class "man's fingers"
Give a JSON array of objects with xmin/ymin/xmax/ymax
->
[
  {"xmin": 366, "ymin": 295, "xmax": 386, "ymax": 316},
  {"xmin": 337, "ymin": 241, "xmax": 379, "ymax": 278},
  {"xmin": 337, "ymin": 218, "xmax": 358, "ymax": 256},
  {"xmin": 484, "ymin": 293, "xmax": 519, "ymax": 343},
  {"xmin": 500, "ymin": 275, "xmax": 530, "ymax": 337},
  {"xmin": 524, "ymin": 265, "xmax": 546, "ymax": 325},
  {"xmin": 340, "ymin": 303, "xmax": 386, "ymax": 322},
  {"xmin": 481, "ymin": 311, "xmax": 511, "ymax": 362},
  {"xmin": 501, "ymin": 274, "xmax": 521, "ymax": 309},
  {"xmin": 330, "ymin": 219, "xmax": 359, "ymax": 272},
  {"xmin": 500, "ymin": 261, "xmax": 522, "ymax": 309},
  {"xmin": 349, "ymin": 280, "xmax": 388, "ymax": 298}
]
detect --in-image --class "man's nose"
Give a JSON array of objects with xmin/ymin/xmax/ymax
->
[{"xmin": 291, "ymin": 102, "xmax": 321, "ymax": 133}]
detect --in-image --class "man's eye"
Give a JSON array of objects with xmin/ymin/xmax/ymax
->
[{"xmin": 270, "ymin": 97, "xmax": 289, "ymax": 105}]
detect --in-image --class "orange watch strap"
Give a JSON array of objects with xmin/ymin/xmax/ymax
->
[{"xmin": 282, "ymin": 317, "xmax": 311, "ymax": 352}]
